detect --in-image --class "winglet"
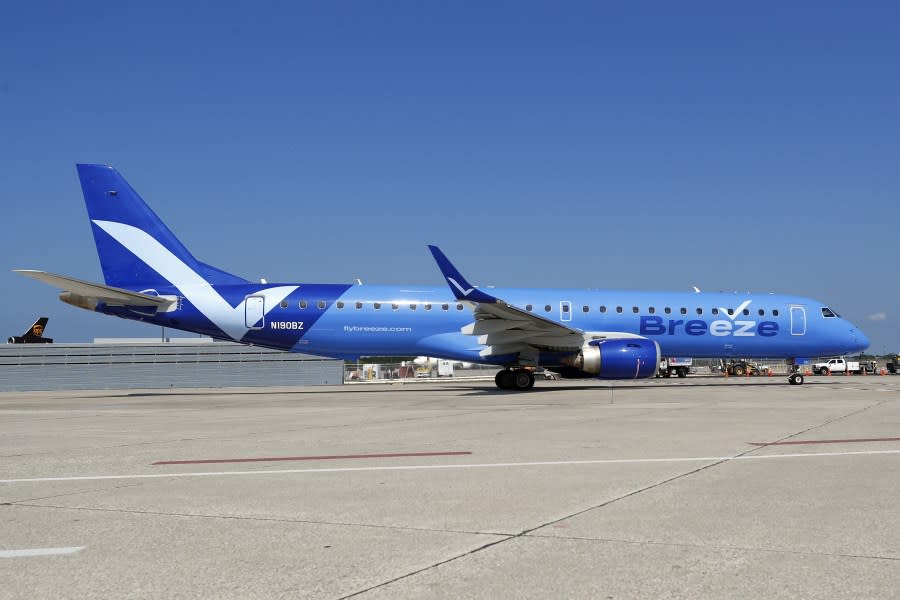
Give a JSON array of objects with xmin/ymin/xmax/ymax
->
[{"xmin": 428, "ymin": 245, "xmax": 497, "ymax": 304}]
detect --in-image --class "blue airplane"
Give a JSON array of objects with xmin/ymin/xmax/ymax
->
[{"xmin": 15, "ymin": 165, "xmax": 869, "ymax": 390}]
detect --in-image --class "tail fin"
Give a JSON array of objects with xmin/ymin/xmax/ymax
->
[
  {"xmin": 76, "ymin": 164, "xmax": 247, "ymax": 289},
  {"xmin": 8, "ymin": 317, "xmax": 52, "ymax": 344},
  {"xmin": 23, "ymin": 317, "xmax": 49, "ymax": 339}
]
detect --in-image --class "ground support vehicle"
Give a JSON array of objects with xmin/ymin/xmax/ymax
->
[
  {"xmin": 657, "ymin": 357, "xmax": 692, "ymax": 378},
  {"xmin": 721, "ymin": 359, "xmax": 766, "ymax": 376},
  {"xmin": 812, "ymin": 357, "xmax": 877, "ymax": 375},
  {"xmin": 886, "ymin": 355, "xmax": 900, "ymax": 374}
]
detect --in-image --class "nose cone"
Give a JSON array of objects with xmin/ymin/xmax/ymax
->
[{"xmin": 848, "ymin": 325, "xmax": 870, "ymax": 353}]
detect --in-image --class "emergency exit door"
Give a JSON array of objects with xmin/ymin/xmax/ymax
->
[{"xmin": 245, "ymin": 295, "xmax": 265, "ymax": 329}]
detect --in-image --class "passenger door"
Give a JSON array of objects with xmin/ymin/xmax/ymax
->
[
  {"xmin": 245, "ymin": 295, "xmax": 265, "ymax": 329},
  {"xmin": 790, "ymin": 305, "xmax": 806, "ymax": 336}
]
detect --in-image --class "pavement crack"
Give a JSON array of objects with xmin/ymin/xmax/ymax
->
[
  {"xmin": 7, "ymin": 502, "xmax": 508, "ymax": 538},
  {"xmin": 524, "ymin": 533, "xmax": 900, "ymax": 562}
]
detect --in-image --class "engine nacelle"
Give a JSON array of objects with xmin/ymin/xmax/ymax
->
[{"xmin": 566, "ymin": 338, "xmax": 660, "ymax": 379}]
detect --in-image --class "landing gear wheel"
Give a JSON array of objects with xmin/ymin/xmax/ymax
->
[
  {"xmin": 495, "ymin": 369, "xmax": 534, "ymax": 391},
  {"xmin": 512, "ymin": 369, "xmax": 535, "ymax": 391},
  {"xmin": 788, "ymin": 373, "xmax": 804, "ymax": 385},
  {"xmin": 495, "ymin": 369, "xmax": 515, "ymax": 390}
]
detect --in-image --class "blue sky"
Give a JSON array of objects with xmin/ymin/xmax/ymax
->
[{"xmin": 2, "ymin": 2, "xmax": 898, "ymax": 353}]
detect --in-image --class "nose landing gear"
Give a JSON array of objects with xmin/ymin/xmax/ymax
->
[{"xmin": 495, "ymin": 368, "xmax": 535, "ymax": 391}]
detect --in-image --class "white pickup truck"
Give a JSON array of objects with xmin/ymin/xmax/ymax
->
[{"xmin": 813, "ymin": 358, "xmax": 877, "ymax": 375}]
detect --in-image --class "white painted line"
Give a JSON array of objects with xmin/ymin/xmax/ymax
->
[
  {"xmin": 0, "ymin": 546, "xmax": 85, "ymax": 558},
  {"xmin": 1, "ymin": 449, "xmax": 898, "ymax": 484}
]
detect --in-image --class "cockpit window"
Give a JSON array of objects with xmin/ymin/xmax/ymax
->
[{"xmin": 821, "ymin": 307, "xmax": 839, "ymax": 318}]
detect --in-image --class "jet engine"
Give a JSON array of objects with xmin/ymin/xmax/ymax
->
[{"xmin": 564, "ymin": 338, "xmax": 660, "ymax": 379}]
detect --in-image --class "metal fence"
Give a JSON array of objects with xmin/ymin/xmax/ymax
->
[{"xmin": 0, "ymin": 343, "xmax": 343, "ymax": 391}]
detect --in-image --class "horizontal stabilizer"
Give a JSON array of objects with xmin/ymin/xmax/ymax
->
[{"xmin": 14, "ymin": 270, "xmax": 171, "ymax": 307}]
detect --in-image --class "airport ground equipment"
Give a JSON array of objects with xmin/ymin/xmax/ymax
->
[
  {"xmin": 886, "ymin": 355, "xmax": 900, "ymax": 374},
  {"xmin": 721, "ymin": 359, "xmax": 766, "ymax": 376},
  {"xmin": 812, "ymin": 357, "xmax": 877, "ymax": 375},
  {"xmin": 657, "ymin": 357, "xmax": 692, "ymax": 378}
]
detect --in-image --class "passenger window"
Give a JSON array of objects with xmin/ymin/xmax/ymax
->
[
  {"xmin": 758, "ymin": 309, "xmax": 765, "ymax": 316},
  {"xmin": 562, "ymin": 304, "xmax": 570, "ymax": 313},
  {"xmin": 582, "ymin": 305, "xmax": 589, "ymax": 313},
  {"xmin": 391, "ymin": 303, "xmax": 399, "ymax": 310},
  {"xmin": 544, "ymin": 305, "xmax": 551, "ymax": 312},
  {"xmin": 743, "ymin": 309, "xmax": 750, "ymax": 315},
  {"xmin": 696, "ymin": 308, "xmax": 703, "ymax": 315},
  {"xmin": 318, "ymin": 301, "xmax": 326, "ymax": 309},
  {"xmin": 727, "ymin": 308, "xmax": 734, "ymax": 316},
  {"xmin": 773, "ymin": 309, "xmax": 779, "ymax": 317},
  {"xmin": 280, "ymin": 300, "xmax": 288, "ymax": 309},
  {"xmin": 299, "ymin": 300, "xmax": 308, "ymax": 309},
  {"xmin": 600, "ymin": 306, "xmax": 607, "ymax": 313},
  {"xmin": 424, "ymin": 303, "xmax": 432, "ymax": 310},
  {"xmin": 410, "ymin": 304, "xmax": 417, "ymax": 311},
  {"xmin": 616, "ymin": 306, "xmax": 623, "ymax": 313},
  {"xmin": 712, "ymin": 308, "xmax": 719, "ymax": 315},
  {"xmin": 680, "ymin": 308, "xmax": 687, "ymax": 315},
  {"xmin": 374, "ymin": 302, "xmax": 381, "ymax": 310},
  {"xmin": 456, "ymin": 303, "xmax": 463, "ymax": 311},
  {"xmin": 526, "ymin": 304, "xmax": 533, "ymax": 311},
  {"xmin": 648, "ymin": 307, "xmax": 655, "ymax": 314},
  {"xmin": 442, "ymin": 304, "xmax": 449, "ymax": 311},
  {"xmin": 664, "ymin": 307, "xmax": 671, "ymax": 314},
  {"xmin": 355, "ymin": 302, "xmax": 363, "ymax": 309},
  {"xmin": 632, "ymin": 306, "xmax": 639, "ymax": 314},
  {"xmin": 336, "ymin": 301, "xmax": 344, "ymax": 309}
]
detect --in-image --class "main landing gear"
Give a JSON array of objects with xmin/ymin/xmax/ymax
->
[{"xmin": 495, "ymin": 368, "xmax": 535, "ymax": 391}]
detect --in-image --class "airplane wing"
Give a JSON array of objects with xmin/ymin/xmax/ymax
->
[
  {"xmin": 428, "ymin": 246, "xmax": 585, "ymax": 362},
  {"xmin": 14, "ymin": 270, "xmax": 171, "ymax": 307}
]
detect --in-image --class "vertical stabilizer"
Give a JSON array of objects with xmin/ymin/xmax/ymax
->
[{"xmin": 76, "ymin": 164, "xmax": 247, "ymax": 288}]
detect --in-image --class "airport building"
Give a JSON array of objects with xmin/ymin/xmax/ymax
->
[{"xmin": 0, "ymin": 338, "xmax": 342, "ymax": 392}]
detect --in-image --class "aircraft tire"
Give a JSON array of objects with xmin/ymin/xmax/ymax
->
[
  {"xmin": 789, "ymin": 373, "xmax": 804, "ymax": 385},
  {"xmin": 495, "ymin": 369, "xmax": 515, "ymax": 390},
  {"xmin": 512, "ymin": 369, "xmax": 535, "ymax": 391}
]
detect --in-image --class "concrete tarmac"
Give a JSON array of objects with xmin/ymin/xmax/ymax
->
[{"xmin": 1, "ymin": 376, "xmax": 899, "ymax": 599}]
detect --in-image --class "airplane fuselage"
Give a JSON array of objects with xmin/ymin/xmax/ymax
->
[{"xmin": 98, "ymin": 283, "xmax": 867, "ymax": 364}]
